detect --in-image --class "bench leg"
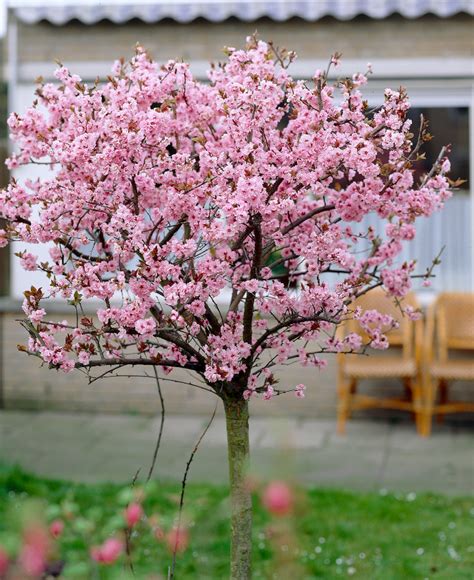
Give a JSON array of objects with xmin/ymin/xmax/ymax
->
[
  {"xmin": 421, "ymin": 375, "xmax": 436, "ymax": 437},
  {"xmin": 410, "ymin": 376, "xmax": 424, "ymax": 436},
  {"xmin": 337, "ymin": 378, "xmax": 355, "ymax": 435},
  {"xmin": 436, "ymin": 379, "xmax": 448, "ymax": 423}
]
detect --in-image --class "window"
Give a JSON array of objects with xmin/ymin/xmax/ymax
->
[
  {"xmin": 358, "ymin": 86, "xmax": 472, "ymax": 292},
  {"xmin": 401, "ymin": 105, "xmax": 472, "ymax": 292},
  {"xmin": 407, "ymin": 107, "xmax": 470, "ymax": 191}
]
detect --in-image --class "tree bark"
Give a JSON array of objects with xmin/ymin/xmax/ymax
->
[{"xmin": 223, "ymin": 395, "xmax": 252, "ymax": 580}]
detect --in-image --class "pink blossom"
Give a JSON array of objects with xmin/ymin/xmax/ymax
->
[
  {"xmin": 29, "ymin": 308, "xmax": 46, "ymax": 323},
  {"xmin": 263, "ymin": 385, "xmax": 275, "ymax": 401},
  {"xmin": 0, "ymin": 547, "xmax": 9, "ymax": 576},
  {"xmin": 20, "ymin": 252, "xmax": 38, "ymax": 271},
  {"xmin": 295, "ymin": 383, "xmax": 306, "ymax": 398},
  {"xmin": 404, "ymin": 305, "xmax": 422, "ymax": 321},
  {"xmin": 124, "ymin": 503, "xmax": 143, "ymax": 528},
  {"xmin": 49, "ymin": 519, "xmax": 64, "ymax": 538},
  {"xmin": 381, "ymin": 267, "xmax": 412, "ymax": 297},
  {"xmin": 60, "ymin": 358, "xmax": 75, "ymax": 373},
  {"xmin": 77, "ymin": 351, "xmax": 90, "ymax": 365},
  {"xmin": 344, "ymin": 333, "xmax": 363, "ymax": 350},
  {"xmin": 134, "ymin": 318, "xmax": 156, "ymax": 335},
  {"xmin": 166, "ymin": 526, "xmax": 189, "ymax": 554},
  {"xmin": 19, "ymin": 524, "xmax": 50, "ymax": 577},
  {"xmin": 262, "ymin": 481, "xmax": 294, "ymax": 516},
  {"xmin": 0, "ymin": 230, "xmax": 8, "ymax": 248},
  {"xmin": 91, "ymin": 538, "xmax": 123, "ymax": 565}
]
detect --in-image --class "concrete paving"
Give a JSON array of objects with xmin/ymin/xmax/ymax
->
[{"xmin": 0, "ymin": 410, "xmax": 473, "ymax": 495}]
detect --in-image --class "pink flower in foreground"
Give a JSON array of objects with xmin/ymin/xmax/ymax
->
[
  {"xmin": 91, "ymin": 538, "xmax": 123, "ymax": 565},
  {"xmin": 124, "ymin": 502, "xmax": 143, "ymax": 528},
  {"xmin": 262, "ymin": 481, "xmax": 294, "ymax": 517},
  {"xmin": 19, "ymin": 524, "xmax": 50, "ymax": 576},
  {"xmin": 166, "ymin": 526, "xmax": 189, "ymax": 554},
  {"xmin": 0, "ymin": 547, "xmax": 9, "ymax": 576},
  {"xmin": 49, "ymin": 519, "xmax": 64, "ymax": 538}
]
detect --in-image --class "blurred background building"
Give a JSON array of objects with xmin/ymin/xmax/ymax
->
[{"xmin": 0, "ymin": 0, "xmax": 472, "ymax": 416}]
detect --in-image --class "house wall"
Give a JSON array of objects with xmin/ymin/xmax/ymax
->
[{"xmin": 16, "ymin": 15, "xmax": 473, "ymax": 65}]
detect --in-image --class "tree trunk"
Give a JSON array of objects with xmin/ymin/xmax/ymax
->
[{"xmin": 223, "ymin": 395, "xmax": 252, "ymax": 580}]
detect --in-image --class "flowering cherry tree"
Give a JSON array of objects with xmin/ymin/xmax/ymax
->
[{"xmin": 0, "ymin": 37, "xmax": 451, "ymax": 578}]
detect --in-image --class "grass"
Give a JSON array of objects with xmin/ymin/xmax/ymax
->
[{"xmin": 0, "ymin": 463, "xmax": 473, "ymax": 579}]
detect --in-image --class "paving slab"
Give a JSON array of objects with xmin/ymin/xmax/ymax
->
[
  {"xmin": 326, "ymin": 423, "xmax": 391, "ymax": 450},
  {"xmin": 388, "ymin": 423, "xmax": 456, "ymax": 452},
  {"xmin": 381, "ymin": 450, "xmax": 474, "ymax": 494},
  {"xmin": 295, "ymin": 446, "xmax": 387, "ymax": 491},
  {"xmin": 257, "ymin": 420, "xmax": 329, "ymax": 450}
]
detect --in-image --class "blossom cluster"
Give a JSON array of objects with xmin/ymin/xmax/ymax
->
[
  {"xmin": 0, "ymin": 487, "xmax": 189, "ymax": 578},
  {"xmin": 0, "ymin": 38, "xmax": 451, "ymax": 397}
]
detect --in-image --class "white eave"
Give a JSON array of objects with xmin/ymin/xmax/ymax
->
[{"xmin": 6, "ymin": 0, "xmax": 474, "ymax": 27}]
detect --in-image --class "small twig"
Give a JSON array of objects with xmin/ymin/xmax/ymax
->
[
  {"xmin": 125, "ymin": 528, "xmax": 135, "ymax": 575},
  {"xmin": 146, "ymin": 367, "xmax": 166, "ymax": 482},
  {"xmin": 169, "ymin": 403, "xmax": 218, "ymax": 579},
  {"xmin": 267, "ymin": 41, "xmax": 286, "ymax": 69},
  {"xmin": 281, "ymin": 204, "xmax": 335, "ymax": 236},
  {"xmin": 420, "ymin": 146, "xmax": 447, "ymax": 187},
  {"xmin": 367, "ymin": 123, "xmax": 388, "ymax": 139}
]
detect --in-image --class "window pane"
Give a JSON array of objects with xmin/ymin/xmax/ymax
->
[{"xmin": 407, "ymin": 107, "xmax": 469, "ymax": 191}]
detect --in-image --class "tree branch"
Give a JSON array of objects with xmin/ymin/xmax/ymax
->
[
  {"xmin": 281, "ymin": 204, "xmax": 335, "ymax": 236},
  {"xmin": 79, "ymin": 357, "xmax": 203, "ymax": 371},
  {"xmin": 243, "ymin": 214, "xmax": 262, "ymax": 344},
  {"xmin": 250, "ymin": 312, "xmax": 337, "ymax": 357},
  {"xmin": 146, "ymin": 367, "xmax": 165, "ymax": 482},
  {"xmin": 159, "ymin": 217, "xmax": 186, "ymax": 247}
]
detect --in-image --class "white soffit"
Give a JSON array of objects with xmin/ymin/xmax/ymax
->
[{"xmin": 8, "ymin": 0, "xmax": 474, "ymax": 26}]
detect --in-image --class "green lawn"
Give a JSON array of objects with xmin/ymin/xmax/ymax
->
[{"xmin": 0, "ymin": 463, "xmax": 472, "ymax": 579}]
